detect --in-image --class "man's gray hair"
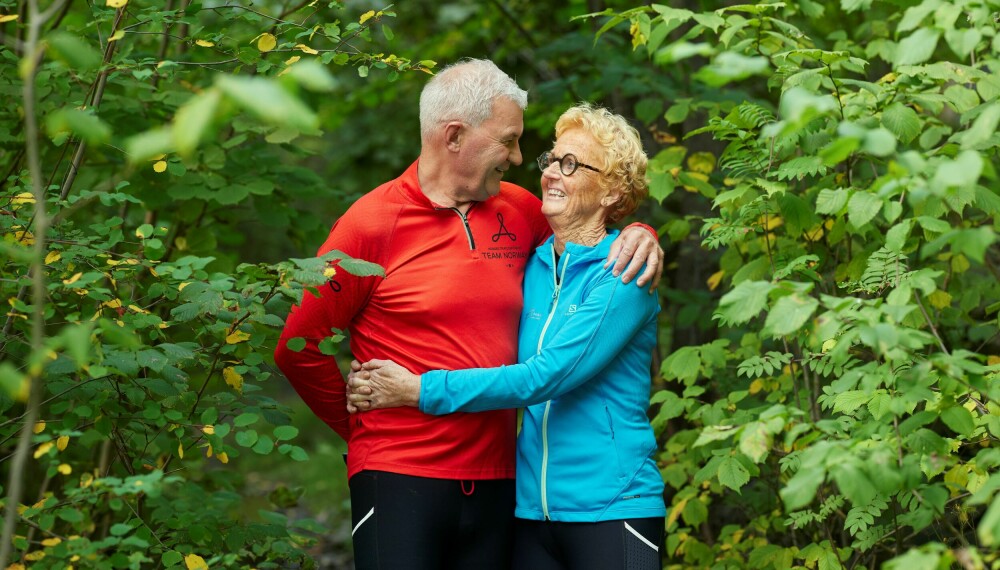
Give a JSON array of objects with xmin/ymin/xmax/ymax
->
[{"xmin": 419, "ymin": 59, "xmax": 528, "ymax": 140}]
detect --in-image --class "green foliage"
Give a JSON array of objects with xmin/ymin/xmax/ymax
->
[
  {"xmin": 1, "ymin": 2, "xmax": 399, "ymax": 567},
  {"xmin": 596, "ymin": 0, "xmax": 1000, "ymax": 567}
]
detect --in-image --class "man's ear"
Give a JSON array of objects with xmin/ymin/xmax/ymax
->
[{"xmin": 444, "ymin": 122, "xmax": 464, "ymax": 152}]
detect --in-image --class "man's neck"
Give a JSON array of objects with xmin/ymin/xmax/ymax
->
[{"xmin": 417, "ymin": 155, "xmax": 475, "ymax": 213}]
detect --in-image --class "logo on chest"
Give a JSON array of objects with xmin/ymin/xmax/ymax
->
[{"xmin": 526, "ymin": 308, "xmax": 543, "ymax": 321}]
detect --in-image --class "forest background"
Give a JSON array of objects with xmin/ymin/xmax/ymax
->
[{"xmin": 1, "ymin": 0, "xmax": 999, "ymax": 568}]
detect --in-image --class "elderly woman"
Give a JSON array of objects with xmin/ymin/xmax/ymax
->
[{"xmin": 349, "ymin": 103, "xmax": 665, "ymax": 570}]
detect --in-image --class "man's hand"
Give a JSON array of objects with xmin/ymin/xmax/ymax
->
[
  {"xmin": 606, "ymin": 225, "xmax": 664, "ymax": 292},
  {"xmin": 346, "ymin": 359, "xmax": 421, "ymax": 412}
]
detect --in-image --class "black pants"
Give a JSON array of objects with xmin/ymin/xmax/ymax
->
[
  {"xmin": 512, "ymin": 517, "xmax": 664, "ymax": 570},
  {"xmin": 349, "ymin": 470, "xmax": 515, "ymax": 570}
]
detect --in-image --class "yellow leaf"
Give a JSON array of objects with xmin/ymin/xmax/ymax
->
[
  {"xmin": 285, "ymin": 55, "xmax": 301, "ymax": 66},
  {"xmin": 202, "ymin": 425, "xmax": 215, "ymax": 435},
  {"xmin": 12, "ymin": 192, "xmax": 35, "ymax": 205},
  {"xmin": 80, "ymin": 472, "xmax": 94, "ymax": 488},
  {"xmin": 217, "ymin": 451, "xmax": 229, "ymax": 464},
  {"xmin": 45, "ymin": 251, "xmax": 61, "ymax": 264},
  {"xmin": 681, "ymin": 171, "xmax": 709, "ymax": 193},
  {"xmin": 195, "ymin": 39, "xmax": 215, "ymax": 47},
  {"xmin": 257, "ymin": 33, "xmax": 277, "ymax": 52},
  {"xmin": 666, "ymin": 497, "xmax": 688, "ymax": 529},
  {"xmin": 178, "ymin": 442, "xmax": 184, "ymax": 459},
  {"xmin": 153, "ymin": 160, "xmax": 167, "ymax": 173},
  {"xmin": 128, "ymin": 304, "xmax": 149, "ymax": 314},
  {"xmin": 0, "ymin": 14, "xmax": 20, "ymax": 23},
  {"xmin": 760, "ymin": 215, "xmax": 784, "ymax": 231},
  {"xmin": 223, "ymin": 367, "xmax": 244, "ymax": 393},
  {"xmin": 57, "ymin": 435, "xmax": 69, "ymax": 451},
  {"xmin": 41, "ymin": 538, "xmax": 61, "ymax": 547},
  {"xmin": 804, "ymin": 224, "xmax": 825, "ymax": 242},
  {"xmin": 748, "ymin": 379, "xmax": 764, "ymax": 395},
  {"xmin": 106, "ymin": 0, "xmax": 127, "ymax": 7},
  {"xmin": 988, "ymin": 355, "xmax": 1000, "ymax": 366},
  {"xmin": 295, "ymin": 43, "xmax": 318, "ymax": 55},
  {"xmin": 687, "ymin": 152, "xmax": 716, "ymax": 175},
  {"xmin": 178, "ymin": 281, "xmax": 191, "ymax": 291},
  {"xmin": 822, "ymin": 339, "xmax": 837, "ymax": 353},
  {"xmin": 34, "ymin": 441, "xmax": 54, "ymax": 459},
  {"xmin": 226, "ymin": 330, "xmax": 251, "ymax": 344},
  {"xmin": 108, "ymin": 30, "xmax": 125, "ymax": 42},
  {"xmin": 706, "ymin": 270, "xmax": 724, "ymax": 292},
  {"xmin": 33, "ymin": 421, "xmax": 46, "ymax": 434},
  {"xmin": 7, "ymin": 563, "xmax": 26, "ymax": 569},
  {"xmin": 23, "ymin": 551, "xmax": 45, "ymax": 561},
  {"xmin": 184, "ymin": 553, "xmax": 209, "ymax": 570},
  {"xmin": 359, "ymin": 10, "xmax": 376, "ymax": 24},
  {"xmin": 104, "ymin": 299, "xmax": 122, "ymax": 309},
  {"xmin": 928, "ymin": 290, "xmax": 952, "ymax": 309},
  {"xmin": 951, "ymin": 254, "xmax": 970, "ymax": 273},
  {"xmin": 57, "ymin": 464, "xmax": 72, "ymax": 475}
]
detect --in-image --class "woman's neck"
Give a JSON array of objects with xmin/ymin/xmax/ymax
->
[{"xmin": 553, "ymin": 224, "xmax": 607, "ymax": 255}]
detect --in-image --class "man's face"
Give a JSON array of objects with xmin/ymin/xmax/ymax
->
[{"xmin": 456, "ymin": 97, "xmax": 524, "ymax": 201}]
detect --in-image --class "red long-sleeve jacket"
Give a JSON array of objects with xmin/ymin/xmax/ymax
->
[{"xmin": 274, "ymin": 161, "xmax": 551, "ymax": 480}]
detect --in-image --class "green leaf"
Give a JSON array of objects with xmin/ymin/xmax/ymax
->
[
  {"xmin": 895, "ymin": 28, "xmax": 940, "ymax": 66},
  {"xmin": 833, "ymin": 390, "xmax": 871, "ymax": 414},
  {"xmin": 173, "ymin": 88, "xmax": 222, "ymax": 157},
  {"xmin": 216, "ymin": 75, "xmax": 318, "ymax": 132},
  {"xmin": 47, "ymin": 32, "xmax": 101, "ymax": 72},
  {"xmin": 881, "ymin": 103, "xmax": 921, "ymax": 144},
  {"xmin": 252, "ymin": 434, "xmax": 275, "ymax": 454},
  {"xmin": 847, "ymin": 191, "xmax": 882, "ymax": 229},
  {"xmin": 45, "ymin": 108, "xmax": 112, "ymax": 145},
  {"xmin": 274, "ymin": 425, "xmax": 299, "ymax": 441},
  {"xmin": 763, "ymin": 294, "xmax": 819, "ymax": 337},
  {"xmin": 960, "ymin": 103, "xmax": 1000, "ymax": 150},
  {"xmin": 781, "ymin": 466, "xmax": 825, "ymax": 510},
  {"xmin": 162, "ymin": 551, "xmax": 183, "ymax": 566},
  {"xmin": 284, "ymin": 60, "xmax": 338, "ymax": 92},
  {"xmin": 815, "ymin": 188, "xmax": 849, "ymax": 215},
  {"xmin": 284, "ymin": 337, "xmax": 307, "ymax": 353},
  {"xmin": 940, "ymin": 405, "xmax": 975, "ymax": 436},
  {"xmin": 235, "ymin": 413, "xmax": 259, "ymax": 427},
  {"xmin": 718, "ymin": 456, "xmax": 750, "ymax": 492},
  {"xmin": 831, "ymin": 461, "xmax": 875, "ymax": 507},
  {"xmin": 338, "ymin": 257, "xmax": 386, "ymax": 277},
  {"xmin": 716, "ymin": 281, "xmax": 775, "ymax": 325},
  {"xmin": 979, "ymin": 495, "xmax": 1000, "ymax": 546},
  {"xmin": 861, "ymin": 127, "xmax": 897, "ymax": 156},
  {"xmin": 125, "ymin": 128, "xmax": 175, "ymax": 164},
  {"xmin": 867, "ymin": 392, "xmax": 892, "ymax": 420},
  {"xmin": 739, "ymin": 421, "xmax": 771, "ymax": 463},
  {"xmin": 235, "ymin": 430, "xmax": 258, "ymax": 448},
  {"xmin": 661, "ymin": 346, "xmax": 702, "ymax": 384}
]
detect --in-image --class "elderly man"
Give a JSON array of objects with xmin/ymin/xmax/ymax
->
[{"xmin": 274, "ymin": 59, "xmax": 662, "ymax": 570}]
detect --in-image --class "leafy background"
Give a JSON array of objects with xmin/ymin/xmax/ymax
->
[{"xmin": 1, "ymin": 0, "xmax": 999, "ymax": 568}]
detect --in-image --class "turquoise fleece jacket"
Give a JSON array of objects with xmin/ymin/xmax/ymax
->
[{"xmin": 420, "ymin": 231, "xmax": 666, "ymax": 522}]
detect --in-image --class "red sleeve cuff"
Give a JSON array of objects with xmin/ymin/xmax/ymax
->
[{"xmin": 623, "ymin": 222, "xmax": 658, "ymax": 239}]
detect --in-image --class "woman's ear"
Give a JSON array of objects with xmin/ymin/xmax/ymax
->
[{"xmin": 601, "ymin": 192, "xmax": 621, "ymax": 208}]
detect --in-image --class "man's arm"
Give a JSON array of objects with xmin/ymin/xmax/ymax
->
[{"xmin": 273, "ymin": 217, "xmax": 381, "ymax": 441}]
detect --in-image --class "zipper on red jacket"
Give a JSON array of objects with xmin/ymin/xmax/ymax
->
[{"xmin": 439, "ymin": 206, "xmax": 476, "ymax": 250}]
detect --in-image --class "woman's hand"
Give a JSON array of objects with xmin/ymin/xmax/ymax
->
[{"xmin": 346, "ymin": 359, "xmax": 421, "ymax": 412}]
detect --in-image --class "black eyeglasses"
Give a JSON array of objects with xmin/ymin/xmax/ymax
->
[{"xmin": 536, "ymin": 151, "xmax": 601, "ymax": 176}]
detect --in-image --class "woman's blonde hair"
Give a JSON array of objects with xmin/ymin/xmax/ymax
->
[{"xmin": 554, "ymin": 103, "xmax": 648, "ymax": 224}]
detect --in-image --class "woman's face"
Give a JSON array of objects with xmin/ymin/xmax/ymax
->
[{"xmin": 540, "ymin": 127, "xmax": 617, "ymax": 229}]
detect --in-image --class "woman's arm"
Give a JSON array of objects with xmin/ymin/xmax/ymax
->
[{"xmin": 348, "ymin": 271, "xmax": 657, "ymax": 414}]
